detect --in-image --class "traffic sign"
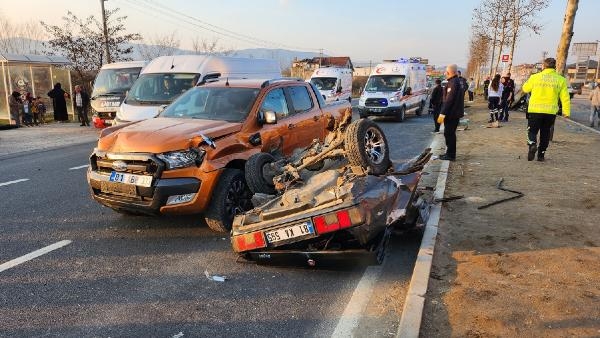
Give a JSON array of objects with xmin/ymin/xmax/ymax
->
[{"xmin": 501, "ymin": 54, "xmax": 510, "ymax": 63}]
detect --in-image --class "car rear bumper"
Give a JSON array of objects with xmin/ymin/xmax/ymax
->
[{"xmin": 246, "ymin": 249, "xmax": 379, "ymax": 267}]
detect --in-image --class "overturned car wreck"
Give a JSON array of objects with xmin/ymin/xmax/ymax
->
[{"xmin": 231, "ymin": 113, "xmax": 432, "ymax": 267}]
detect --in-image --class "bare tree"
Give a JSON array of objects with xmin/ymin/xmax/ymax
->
[
  {"xmin": 466, "ymin": 33, "xmax": 491, "ymax": 86},
  {"xmin": 41, "ymin": 9, "xmax": 141, "ymax": 85},
  {"xmin": 556, "ymin": 0, "xmax": 579, "ymax": 75},
  {"xmin": 191, "ymin": 37, "xmax": 235, "ymax": 56},
  {"xmin": 472, "ymin": 0, "xmax": 505, "ymax": 77},
  {"xmin": 138, "ymin": 31, "xmax": 181, "ymax": 60},
  {"xmin": 0, "ymin": 14, "xmax": 46, "ymax": 54},
  {"xmin": 507, "ymin": 0, "xmax": 549, "ymax": 70}
]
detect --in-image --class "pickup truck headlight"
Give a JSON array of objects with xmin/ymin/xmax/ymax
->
[
  {"xmin": 389, "ymin": 96, "xmax": 398, "ymax": 103},
  {"xmin": 157, "ymin": 149, "xmax": 205, "ymax": 169}
]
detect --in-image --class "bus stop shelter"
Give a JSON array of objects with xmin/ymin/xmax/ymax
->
[{"xmin": 0, "ymin": 53, "xmax": 72, "ymax": 124}]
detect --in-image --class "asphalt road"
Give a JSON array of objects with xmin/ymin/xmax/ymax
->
[{"xmin": 0, "ymin": 107, "xmax": 435, "ymax": 337}]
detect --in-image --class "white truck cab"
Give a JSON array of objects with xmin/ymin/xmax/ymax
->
[
  {"xmin": 358, "ymin": 58, "xmax": 428, "ymax": 122},
  {"xmin": 116, "ymin": 55, "xmax": 281, "ymax": 124},
  {"xmin": 309, "ymin": 67, "xmax": 353, "ymax": 103}
]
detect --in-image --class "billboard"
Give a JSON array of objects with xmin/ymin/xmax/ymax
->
[{"xmin": 572, "ymin": 42, "xmax": 598, "ymax": 57}]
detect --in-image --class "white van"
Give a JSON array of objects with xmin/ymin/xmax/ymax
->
[
  {"xmin": 116, "ymin": 55, "xmax": 281, "ymax": 124},
  {"xmin": 90, "ymin": 60, "xmax": 148, "ymax": 128},
  {"xmin": 357, "ymin": 58, "xmax": 428, "ymax": 122},
  {"xmin": 309, "ymin": 67, "xmax": 353, "ymax": 103}
]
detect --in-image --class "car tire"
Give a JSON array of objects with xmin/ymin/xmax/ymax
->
[
  {"xmin": 205, "ymin": 169, "xmax": 254, "ymax": 233},
  {"xmin": 415, "ymin": 100, "xmax": 425, "ymax": 116},
  {"xmin": 394, "ymin": 106, "xmax": 406, "ymax": 122},
  {"xmin": 344, "ymin": 118, "xmax": 390, "ymax": 175},
  {"xmin": 245, "ymin": 152, "xmax": 277, "ymax": 194}
]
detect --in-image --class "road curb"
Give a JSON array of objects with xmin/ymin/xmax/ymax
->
[{"xmin": 396, "ymin": 133, "xmax": 449, "ymax": 338}]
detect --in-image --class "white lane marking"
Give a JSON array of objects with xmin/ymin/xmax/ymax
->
[
  {"xmin": 0, "ymin": 178, "xmax": 29, "ymax": 187},
  {"xmin": 69, "ymin": 164, "xmax": 89, "ymax": 170},
  {"xmin": 331, "ymin": 265, "xmax": 383, "ymax": 337},
  {"xmin": 0, "ymin": 240, "xmax": 72, "ymax": 273}
]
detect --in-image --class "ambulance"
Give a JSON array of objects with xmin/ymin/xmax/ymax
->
[
  {"xmin": 357, "ymin": 58, "xmax": 428, "ymax": 122},
  {"xmin": 309, "ymin": 67, "xmax": 353, "ymax": 103}
]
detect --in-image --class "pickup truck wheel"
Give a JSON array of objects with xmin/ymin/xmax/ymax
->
[
  {"xmin": 344, "ymin": 119, "xmax": 390, "ymax": 175},
  {"xmin": 205, "ymin": 169, "xmax": 254, "ymax": 233},
  {"xmin": 394, "ymin": 106, "xmax": 406, "ymax": 122},
  {"xmin": 245, "ymin": 152, "xmax": 277, "ymax": 194},
  {"xmin": 415, "ymin": 100, "xmax": 425, "ymax": 116}
]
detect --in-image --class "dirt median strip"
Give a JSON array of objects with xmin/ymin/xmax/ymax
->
[{"xmin": 420, "ymin": 100, "xmax": 600, "ymax": 337}]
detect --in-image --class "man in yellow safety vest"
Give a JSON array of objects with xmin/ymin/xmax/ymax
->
[{"xmin": 522, "ymin": 57, "xmax": 570, "ymax": 162}]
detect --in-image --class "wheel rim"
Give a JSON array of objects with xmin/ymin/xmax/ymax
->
[
  {"xmin": 363, "ymin": 127, "xmax": 386, "ymax": 165},
  {"xmin": 224, "ymin": 178, "xmax": 253, "ymax": 220}
]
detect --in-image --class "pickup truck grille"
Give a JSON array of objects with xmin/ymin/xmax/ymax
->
[
  {"xmin": 90, "ymin": 152, "xmax": 163, "ymax": 178},
  {"xmin": 365, "ymin": 98, "xmax": 388, "ymax": 107}
]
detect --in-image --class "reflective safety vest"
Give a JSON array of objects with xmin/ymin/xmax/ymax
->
[{"xmin": 522, "ymin": 68, "xmax": 570, "ymax": 117}]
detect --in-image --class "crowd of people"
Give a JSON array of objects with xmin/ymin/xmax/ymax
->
[{"xmin": 7, "ymin": 82, "xmax": 91, "ymax": 128}]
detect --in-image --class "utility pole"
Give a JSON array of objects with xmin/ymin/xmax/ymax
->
[
  {"xmin": 556, "ymin": 0, "xmax": 578, "ymax": 76},
  {"xmin": 319, "ymin": 48, "xmax": 323, "ymax": 67},
  {"xmin": 100, "ymin": 0, "xmax": 111, "ymax": 64}
]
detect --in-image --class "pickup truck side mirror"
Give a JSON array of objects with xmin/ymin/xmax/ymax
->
[
  {"xmin": 337, "ymin": 86, "xmax": 342, "ymax": 93},
  {"xmin": 404, "ymin": 87, "xmax": 412, "ymax": 96},
  {"xmin": 258, "ymin": 110, "xmax": 277, "ymax": 125}
]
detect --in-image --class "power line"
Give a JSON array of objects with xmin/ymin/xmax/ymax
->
[{"xmin": 117, "ymin": 0, "xmax": 320, "ymax": 52}]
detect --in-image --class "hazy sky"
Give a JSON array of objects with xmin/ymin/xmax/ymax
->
[{"xmin": 1, "ymin": 0, "xmax": 598, "ymax": 67}]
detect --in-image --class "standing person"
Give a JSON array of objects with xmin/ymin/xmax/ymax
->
[
  {"xmin": 22, "ymin": 92, "xmax": 34, "ymax": 126},
  {"xmin": 500, "ymin": 73, "xmax": 515, "ymax": 121},
  {"xmin": 483, "ymin": 76, "xmax": 491, "ymax": 100},
  {"xmin": 521, "ymin": 57, "xmax": 570, "ymax": 162},
  {"xmin": 437, "ymin": 64, "xmax": 465, "ymax": 161},
  {"xmin": 36, "ymin": 97, "xmax": 47, "ymax": 125},
  {"xmin": 8, "ymin": 91, "xmax": 22, "ymax": 127},
  {"xmin": 429, "ymin": 79, "xmax": 443, "ymax": 132},
  {"xmin": 47, "ymin": 82, "xmax": 70, "ymax": 122},
  {"xmin": 467, "ymin": 77, "xmax": 475, "ymax": 101},
  {"xmin": 457, "ymin": 70, "xmax": 468, "ymax": 98},
  {"xmin": 74, "ymin": 85, "xmax": 90, "ymax": 126},
  {"xmin": 487, "ymin": 74, "xmax": 503, "ymax": 123},
  {"xmin": 589, "ymin": 83, "xmax": 600, "ymax": 128}
]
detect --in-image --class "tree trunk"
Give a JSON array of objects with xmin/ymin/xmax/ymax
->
[
  {"xmin": 507, "ymin": 0, "xmax": 521, "ymax": 72},
  {"xmin": 556, "ymin": 0, "xmax": 578, "ymax": 75}
]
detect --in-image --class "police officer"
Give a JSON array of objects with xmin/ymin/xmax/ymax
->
[
  {"xmin": 522, "ymin": 57, "xmax": 570, "ymax": 162},
  {"xmin": 437, "ymin": 64, "xmax": 465, "ymax": 161}
]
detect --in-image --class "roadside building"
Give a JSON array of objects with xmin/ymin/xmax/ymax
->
[
  {"xmin": 0, "ymin": 53, "xmax": 72, "ymax": 125},
  {"xmin": 291, "ymin": 56, "xmax": 353, "ymax": 80}
]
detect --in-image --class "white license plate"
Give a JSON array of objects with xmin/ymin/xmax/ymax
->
[
  {"xmin": 109, "ymin": 172, "xmax": 152, "ymax": 187},
  {"xmin": 265, "ymin": 221, "xmax": 315, "ymax": 243},
  {"xmin": 370, "ymin": 108, "xmax": 382, "ymax": 112}
]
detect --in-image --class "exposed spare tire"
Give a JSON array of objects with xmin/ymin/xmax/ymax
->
[
  {"xmin": 245, "ymin": 152, "xmax": 277, "ymax": 195},
  {"xmin": 344, "ymin": 119, "xmax": 390, "ymax": 175}
]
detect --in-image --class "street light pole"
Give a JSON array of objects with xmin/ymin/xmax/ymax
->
[{"xmin": 100, "ymin": 0, "xmax": 111, "ymax": 64}]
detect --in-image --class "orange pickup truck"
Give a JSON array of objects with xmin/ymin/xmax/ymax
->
[{"xmin": 87, "ymin": 78, "xmax": 351, "ymax": 232}]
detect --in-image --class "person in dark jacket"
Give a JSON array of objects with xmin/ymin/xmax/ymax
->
[
  {"xmin": 74, "ymin": 85, "xmax": 90, "ymax": 126},
  {"xmin": 429, "ymin": 79, "xmax": 443, "ymax": 132},
  {"xmin": 47, "ymin": 82, "xmax": 70, "ymax": 122},
  {"xmin": 8, "ymin": 91, "xmax": 22, "ymax": 127},
  {"xmin": 437, "ymin": 64, "xmax": 465, "ymax": 161},
  {"xmin": 483, "ymin": 76, "xmax": 491, "ymax": 100},
  {"xmin": 499, "ymin": 73, "xmax": 515, "ymax": 121}
]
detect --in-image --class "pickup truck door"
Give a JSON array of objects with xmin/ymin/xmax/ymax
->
[
  {"xmin": 256, "ymin": 85, "xmax": 324, "ymax": 156},
  {"xmin": 280, "ymin": 85, "xmax": 324, "ymax": 155}
]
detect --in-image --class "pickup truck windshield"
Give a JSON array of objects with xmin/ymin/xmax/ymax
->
[
  {"xmin": 160, "ymin": 87, "xmax": 260, "ymax": 122},
  {"xmin": 310, "ymin": 77, "xmax": 337, "ymax": 91},
  {"xmin": 125, "ymin": 73, "xmax": 199, "ymax": 104},
  {"xmin": 91, "ymin": 67, "xmax": 142, "ymax": 97},
  {"xmin": 365, "ymin": 75, "xmax": 405, "ymax": 92}
]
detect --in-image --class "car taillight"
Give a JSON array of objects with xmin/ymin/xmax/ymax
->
[
  {"xmin": 313, "ymin": 207, "xmax": 363, "ymax": 234},
  {"xmin": 233, "ymin": 232, "xmax": 266, "ymax": 252}
]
